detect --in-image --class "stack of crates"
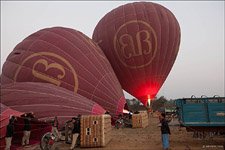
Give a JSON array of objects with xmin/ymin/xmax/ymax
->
[
  {"xmin": 80, "ymin": 114, "xmax": 112, "ymax": 147},
  {"xmin": 132, "ymin": 111, "xmax": 149, "ymax": 128}
]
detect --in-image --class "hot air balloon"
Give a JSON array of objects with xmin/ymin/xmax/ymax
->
[
  {"xmin": 1, "ymin": 27, "xmax": 125, "ymax": 116},
  {"xmin": 1, "ymin": 82, "xmax": 106, "ymax": 126},
  {"xmin": 93, "ymin": 2, "xmax": 181, "ymax": 105}
]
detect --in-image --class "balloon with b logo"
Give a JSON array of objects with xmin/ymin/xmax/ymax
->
[
  {"xmin": 1, "ymin": 27, "xmax": 126, "ymax": 116},
  {"xmin": 93, "ymin": 2, "xmax": 181, "ymax": 105}
]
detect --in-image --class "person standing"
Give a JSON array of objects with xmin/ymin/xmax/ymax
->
[
  {"xmin": 22, "ymin": 113, "xmax": 31, "ymax": 146},
  {"xmin": 5, "ymin": 118, "xmax": 14, "ymax": 150},
  {"xmin": 52, "ymin": 116, "xmax": 61, "ymax": 141},
  {"xmin": 159, "ymin": 113, "xmax": 171, "ymax": 150},
  {"xmin": 76, "ymin": 114, "xmax": 81, "ymax": 146},
  {"xmin": 70, "ymin": 117, "xmax": 80, "ymax": 150},
  {"xmin": 65, "ymin": 119, "xmax": 73, "ymax": 144}
]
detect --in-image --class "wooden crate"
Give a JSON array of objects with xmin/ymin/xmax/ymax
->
[
  {"xmin": 80, "ymin": 114, "xmax": 112, "ymax": 147},
  {"xmin": 132, "ymin": 111, "xmax": 149, "ymax": 128}
]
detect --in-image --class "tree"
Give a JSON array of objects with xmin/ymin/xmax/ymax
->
[{"xmin": 151, "ymin": 96, "xmax": 168, "ymax": 111}]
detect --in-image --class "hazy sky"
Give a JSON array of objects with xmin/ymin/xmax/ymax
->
[{"xmin": 1, "ymin": 1, "xmax": 224, "ymax": 100}]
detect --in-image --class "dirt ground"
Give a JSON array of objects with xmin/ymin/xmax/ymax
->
[{"xmin": 22, "ymin": 116, "xmax": 225, "ymax": 150}]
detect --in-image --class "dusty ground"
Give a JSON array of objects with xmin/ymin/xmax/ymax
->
[{"xmin": 22, "ymin": 116, "xmax": 225, "ymax": 150}]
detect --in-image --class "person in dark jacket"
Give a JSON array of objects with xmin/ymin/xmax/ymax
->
[
  {"xmin": 5, "ymin": 118, "xmax": 14, "ymax": 150},
  {"xmin": 76, "ymin": 114, "xmax": 81, "ymax": 146},
  {"xmin": 22, "ymin": 113, "xmax": 31, "ymax": 146},
  {"xmin": 159, "ymin": 113, "xmax": 171, "ymax": 150},
  {"xmin": 70, "ymin": 117, "xmax": 80, "ymax": 150},
  {"xmin": 65, "ymin": 119, "xmax": 73, "ymax": 144}
]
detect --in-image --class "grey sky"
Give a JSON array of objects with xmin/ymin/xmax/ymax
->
[{"xmin": 1, "ymin": 1, "xmax": 224, "ymax": 100}]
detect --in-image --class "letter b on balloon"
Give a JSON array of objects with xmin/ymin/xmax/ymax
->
[{"xmin": 114, "ymin": 20, "xmax": 157, "ymax": 69}]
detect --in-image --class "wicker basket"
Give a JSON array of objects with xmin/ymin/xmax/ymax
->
[
  {"xmin": 80, "ymin": 114, "xmax": 112, "ymax": 147},
  {"xmin": 132, "ymin": 111, "xmax": 149, "ymax": 128}
]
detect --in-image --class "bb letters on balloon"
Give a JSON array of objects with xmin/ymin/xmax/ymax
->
[{"xmin": 113, "ymin": 20, "xmax": 157, "ymax": 69}]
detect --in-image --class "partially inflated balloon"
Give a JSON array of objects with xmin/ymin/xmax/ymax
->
[
  {"xmin": 1, "ymin": 82, "xmax": 105, "ymax": 125},
  {"xmin": 1, "ymin": 27, "xmax": 125, "ymax": 115},
  {"xmin": 93, "ymin": 2, "xmax": 181, "ymax": 105}
]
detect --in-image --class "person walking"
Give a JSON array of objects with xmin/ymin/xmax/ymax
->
[
  {"xmin": 70, "ymin": 117, "xmax": 80, "ymax": 150},
  {"xmin": 159, "ymin": 113, "xmax": 171, "ymax": 150},
  {"xmin": 22, "ymin": 113, "xmax": 31, "ymax": 146}
]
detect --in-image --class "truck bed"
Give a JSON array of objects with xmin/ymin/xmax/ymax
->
[{"xmin": 175, "ymin": 97, "xmax": 225, "ymax": 127}]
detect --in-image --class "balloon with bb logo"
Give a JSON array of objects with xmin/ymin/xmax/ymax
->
[{"xmin": 93, "ymin": 2, "xmax": 181, "ymax": 105}]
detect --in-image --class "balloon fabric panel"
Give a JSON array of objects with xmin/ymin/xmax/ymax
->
[{"xmin": 1, "ymin": 82, "xmax": 106, "ymax": 126}]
